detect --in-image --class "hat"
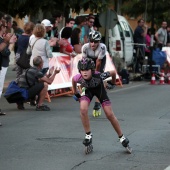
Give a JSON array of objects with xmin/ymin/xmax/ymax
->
[{"xmin": 41, "ymin": 19, "xmax": 53, "ymax": 27}]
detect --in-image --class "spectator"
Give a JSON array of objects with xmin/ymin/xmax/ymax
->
[
  {"xmin": 145, "ymin": 28, "xmax": 151, "ymax": 57},
  {"xmin": 52, "ymin": 11, "xmax": 63, "ymax": 24},
  {"xmin": 73, "ymin": 16, "xmax": 87, "ymax": 44},
  {"xmin": 27, "ymin": 24, "xmax": 53, "ymax": 75},
  {"xmin": 16, "ymin": 56, "xmax": 60, "ymax": 110},
  {"xmin": 71, "ymin": 27, "xmax": 82, "ymax": 54},
  {"xmin": 0, "ymin": 19, "xmax": 14, "ymax": 116},
  {"xmin": 41, "ymin": 19, "xmax": 58, "ymax": 50},
  {"xmin": 166, "ymin": 25, "xmax": 170, "ymax": 47},
  {"xmin": 4, "ymin": 14, "xmax": 17, "ymax": 70},
  {"xmin": 134, "ymin": 19, "xmax": 148, "ymax": 72},
  {"xmin": 0, "ymin": 12, "xmax": 14, "ymax": 125},
  {"xmin": 3, "ymin": 14, "xmax": 13, "ymax": 34},
  {"xmin": 12, "ymin": 21, "xmax": 24, "ymax": 54},
  {"xmin": 155, "ymin": 21, "xmax": 167, "ymax": 50},
  {"xmin": 84, "ymin": 14, "xmax": 95, "ymax": 42},
  {"xmin": 15, "ymin": 22, "xmax": 35, "ymax": 80},
  {"xmin": 59, "ymin": 18, "xmax": 75, "ymax": 41},
  {"xmin": 49, "ymin": 17, "xmax": 60, "ymax": 52},
  {"xmin": 12, "ymin": 21, "xmax": 24, "ymax": 36},
  {"xmin": 59, "ymin": 27, "xmax": 75, "ymax": 57}
]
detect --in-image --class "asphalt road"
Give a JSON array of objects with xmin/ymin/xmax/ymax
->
[{"xmin": 1, "ymin": 74, "xmax": 170, "ymax": 170}]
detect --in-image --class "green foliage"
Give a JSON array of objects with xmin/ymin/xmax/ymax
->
[
  {"xmin": 0, "ymin": 0, "xmax": 111, "ymax": 18},
  {"xmin": 121, "ymin": 0, "xmax": 170, "ymax": 26}
]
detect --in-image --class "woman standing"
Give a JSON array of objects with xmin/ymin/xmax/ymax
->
[
  {"xmin": 27, "ymin": 24, "xmax": 53, "ymax": 74},
  {"xmin": 0, "ymin": 19, "xmax": 11, "ymax": 115},
  {"xmin": 16, "ymin": 22, "xmax": 35, "ymax": 79}
]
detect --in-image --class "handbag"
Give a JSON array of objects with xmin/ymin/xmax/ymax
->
[
  {"xmin": 16, "ymin": 38, "xmax": 40, "ymax": 69},
  {"xmin": 16, "ymin": 49, "xmax": 31, "ymax": 69},
  {"xmin": 4, "ymin": 81, "xmax": 28, "ymax": 103}
]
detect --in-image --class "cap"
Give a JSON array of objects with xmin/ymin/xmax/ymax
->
[{"xmin": 41, "ymin": 19, "xmax": 53, "ymax": 27}]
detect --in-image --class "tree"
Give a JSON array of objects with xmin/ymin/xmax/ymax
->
[
  {"xmin": 121, "ymin": 0, "xmax": 170, "ymax": 27},
  {"xmin": 0, "ymin": 0, "xmax": 112, "ymax": 19}
]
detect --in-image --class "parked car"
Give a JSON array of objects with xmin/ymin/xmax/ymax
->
[{"xmin": 108, "ymin": 15, "xmax": 134, "ymax": 67}]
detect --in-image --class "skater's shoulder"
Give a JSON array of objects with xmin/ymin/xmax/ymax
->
[{"xmin": 73, "ymin": 73, "xmax": 82, "ymax": 82}]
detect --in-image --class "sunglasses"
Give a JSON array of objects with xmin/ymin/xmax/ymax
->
[{"xmin": 90, "ymin": 39, "xmax": 99, "ymax": 43}]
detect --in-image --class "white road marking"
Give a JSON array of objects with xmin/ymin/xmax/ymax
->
[{"xmin": 110, "ymin": 82, "xmax": 149, "ymax": 93}]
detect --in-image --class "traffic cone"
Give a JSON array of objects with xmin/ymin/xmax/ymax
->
[
  {"xmin": 150, "ymin": 74, "xmax": 156, "ymax": 85},
  {"xmin": 159, "ymin": 71, "xmax": 165, "ymax": 85}
]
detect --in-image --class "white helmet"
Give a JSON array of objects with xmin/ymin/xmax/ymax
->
[{"xmin": 89, "ymin": 31, "xmax": 101, "ymax": 41}]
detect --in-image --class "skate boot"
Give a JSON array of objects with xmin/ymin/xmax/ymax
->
[
  {"xmin": 83, "ymin": 133, "xmax": 93, "ymax": 154},
  {"xmin": 92, "ymin": 102, "xmax": 101, "ymax": 117},
  {"xmin": 119, "ymin": 135, "xmax": 132, "ymax": 154}
]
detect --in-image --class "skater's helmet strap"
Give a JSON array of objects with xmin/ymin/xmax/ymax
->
[{"xmin": 78, "ymin": 58, "xmax": 95, "ymax": 72}]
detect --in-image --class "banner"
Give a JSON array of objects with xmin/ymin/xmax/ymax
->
[
  {"xmin": 162, "ymin": 47, "xmax": 170, "ymax": 64},
  {"xmin": 48, "ymin": 52, "xmax": 121, "ymax": 91}
]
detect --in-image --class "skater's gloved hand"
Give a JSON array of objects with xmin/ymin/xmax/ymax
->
[
  {"xmin": 73, "ymin": 93, "xmax": 81, "ymax": 101},
  {"xmin": 106, "ymin": 80, "xmax": 116, "ymax": 90},
  {"xmin": 100, "ymin": 71, "xmax": 111, "ymax": 80}
]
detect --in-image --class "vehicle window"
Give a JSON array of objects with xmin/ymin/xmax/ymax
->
[
  {"xmin": 117, "ymin": 23, "xmax": 124, "ymax": 39},
  {"xmin": 120, "ymin": 21, "xmax": 130, "ymax": 37},
  {"xmin": 128, "ymin": 25, "xmax": 134, "ymax": 41}
]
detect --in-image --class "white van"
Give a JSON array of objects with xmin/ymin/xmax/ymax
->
[{"xmin": 108, "ymin": 15, "xmax": 134, "ymax": 67}]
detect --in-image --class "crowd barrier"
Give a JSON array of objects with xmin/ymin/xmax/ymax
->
[
  {"xmin": 162, "ymin": 47, "xmax": 170, "ymax": 64},
  {"xmin": 46, "ymin": 52, "xmax": 122, "ymax": 102}
]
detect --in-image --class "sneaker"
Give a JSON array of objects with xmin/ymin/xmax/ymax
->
[
  {"xmin": 0, "ymin": 109, "xmax": 6, "ymax": 116},
  {"xmin": 36, "ymin": 104, "xmax": 50, "ymax": 111}
]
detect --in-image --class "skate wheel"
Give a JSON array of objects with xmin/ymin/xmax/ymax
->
[
  {"xmin": 126, "ymin": 145, "xmax": 132, "ymax": 154},
  {"xmin": 92, "ymin": 110, "xmax": 96, "ymax": 117},
  {"xmin": 92, "ymin": 109, "xmax": 101, "ymax": 117},
  {"xmin": 98, "ymin": 109, "xmax": 101, "ymax": 116},
  {"xmin": 85, "ymin": 144, "xmax": 93, "ymax": 154}
]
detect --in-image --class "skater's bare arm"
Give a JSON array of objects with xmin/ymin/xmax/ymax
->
[
  {"xmin": 95, "ymin": 59, "xmax": 102, "ymax": 71},
  {"xmin": 72, "ymin": 78, "xmax": 77, "ymax": 94}
]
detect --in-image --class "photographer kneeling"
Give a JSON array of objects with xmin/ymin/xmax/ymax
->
[{"xmin": 17, "ymin": 56, "xmax": 60, "ymax": 111}]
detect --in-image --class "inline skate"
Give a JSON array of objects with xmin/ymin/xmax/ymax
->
[
  {"xmin": 83, "ymin": 133, "xmax": 93, "ymax": 154},
  {"xmin": 92, "ymin": 102, "xmax": 101, "ymax": 117},
  {"xmin": 119, "ymin": 135, "xmax": 132, "ymax": 154}
]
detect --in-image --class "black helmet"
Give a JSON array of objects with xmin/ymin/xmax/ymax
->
[
  {"xmin": 89, "ymin": 31, "xmax": 101, "ymax": 41},
  {"xmin": 78, "ymin": 58, "xmax": 95, "ymax": 71}
]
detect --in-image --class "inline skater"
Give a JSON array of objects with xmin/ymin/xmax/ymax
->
[
  {"xmin": 72, "ymin": 58, "xmax": 131, "ymax": 154},
  {"xmin": 81, "ymin": 31, "xmax": 107, "ymax": 117}
]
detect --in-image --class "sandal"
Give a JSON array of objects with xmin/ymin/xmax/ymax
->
[{"xmin": 36, "ymin": 104, "xmax": 50, "ymax": 111}]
